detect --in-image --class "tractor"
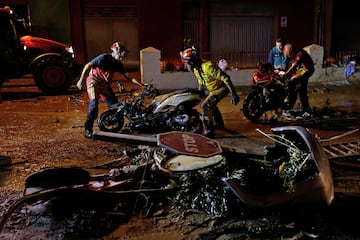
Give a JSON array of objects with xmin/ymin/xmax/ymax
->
[{"xmin": 0, "ymin": 6, "xmax": 80, "ymax": 95}]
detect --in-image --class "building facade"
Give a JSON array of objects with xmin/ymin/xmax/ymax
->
[{"xmin": 4, "ymin": 0, "xmax": 358, "ymax": 70}]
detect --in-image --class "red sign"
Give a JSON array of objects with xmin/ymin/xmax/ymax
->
[{"xmin": 157, "ymin": 131, "xmax": 222, "ymax": 157}]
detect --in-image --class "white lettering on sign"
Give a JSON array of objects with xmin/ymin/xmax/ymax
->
[{"xmin": 182, "ymin": 133, "xmax": 199, "ymax": 153}]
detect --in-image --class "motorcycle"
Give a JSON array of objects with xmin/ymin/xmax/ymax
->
[
  {"xmin": 242, "ymin": 63, "xmax": 287, "ymax": 122},
  {"xmin": 98, "ymin": 83, "xmax": 203, "ymax": 133}
]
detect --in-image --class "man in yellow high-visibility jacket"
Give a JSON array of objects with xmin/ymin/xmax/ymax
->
[{"xmin": 180, "ymin": 46, "xmax": 239, "ymax": 138}]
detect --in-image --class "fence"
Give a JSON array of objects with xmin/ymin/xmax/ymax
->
[{"xmin": 333, "ymin": 50, "xmax": 359, "ymax": 66}]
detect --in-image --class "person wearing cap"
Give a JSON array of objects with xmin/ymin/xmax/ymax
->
[
  {"xmin": 180, "ymin": 46, "xmax": 239, "ymax": 138},
  {"xmin": 268, "ymin": 37, "xmax": 288, "ymax": 71},
  {"xmin": 76, "ymin": 41, "xmax": 142, "ymax": 138}
]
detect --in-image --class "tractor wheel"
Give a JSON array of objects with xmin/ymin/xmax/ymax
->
[{"xmin": 33, "ymin": 56, "xmax": 73, "ymax": 94}]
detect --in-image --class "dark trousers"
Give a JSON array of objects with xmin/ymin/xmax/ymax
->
[
  {"xmin": 84, "ymin": 97, "xmax": 117, "ymax": 131},
  {"xmin": 201, "ymin": 86, "xmax": 228, "ymax": 133},
  {"xmin": 286, "ymin": 76, "xmax": 311, "ymax": 112}
]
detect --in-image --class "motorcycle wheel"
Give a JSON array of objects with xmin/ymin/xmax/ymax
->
[
  {"xmin": 98, "ymin": 109, "xmax": 125, "ymax": 132},
  {"xmin": 172, "ymin": 109, "xmax": 203, "ymax": 133},
  {"xmin": 242, "ymin": 89, "xmax": 265, "ymax": 122}
]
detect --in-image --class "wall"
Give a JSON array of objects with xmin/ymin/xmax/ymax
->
[
  {"xmin": 69, "ymin": 0, "xmax": 183, "ymax": 65},
  {"xmin": 138, "ymin": 0, "xmax": 183, "ymax": 62},
  {"xmin": 277, "ymin": 0, "xmax": 315, "ymax": 48},
  {"xmin": 28, "ymin": 0, "xmax": 71, "ymax": 44},
  {"xmin": 141, "ymin": 45, "xmax": 353, "ymax": 91}
]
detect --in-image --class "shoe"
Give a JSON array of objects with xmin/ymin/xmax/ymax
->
[
  {"xmin": 84, "ymin": 129, "xmax": 93, "ymax": 139},
  {"xmin": 302, "ymin": 111, "xmax": 312, "ymax": 119},
  {"xmin": 296, "ymin": 111, "xmax": 312, "ymax": 120},
  {"xmin": 282, "ymin": 110, "xmax": 292, "ymax": 118},
  {"xmin": 295, "ymin": 111, "xmax": 312, "ymax": 120},
  {"xmin": 281, "ymin": 110, "xmax": 293, "ymax": 121}
]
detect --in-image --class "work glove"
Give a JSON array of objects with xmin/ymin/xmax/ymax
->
[
  {"xmin": 278, "ymin": 71, "xmax": 286, "ymax": 76},
  {"xmin": 278, "ymin": 71, "xmax": 289, "ymax": 80},
  {"xmin": 231, "ymin": 93, "xmax": 240, "ymax": 105}
]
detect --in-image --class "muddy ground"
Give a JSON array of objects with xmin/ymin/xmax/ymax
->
[{"xmin": 0, "ymin": 75, "xmax": 360, "ymax": 240}]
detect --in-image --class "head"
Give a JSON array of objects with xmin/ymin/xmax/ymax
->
[
  {"xmin": 283, "ymin": 43, "xmax": 294, "ymax": 58},
  {"xmin": 180, "ymin": 46, "xmax": 200, "ymax": 71},
  {"xmin": 259, "ymin": 62, "xmax": 273, "ymax": 74},
  {"xmin": 218, "ymin": 59, "xmax": 228, "ymax": 71},
  {"xmin": 111, "ymin": 41, "xmax": 128, "ymax": 60},
  {"xmin": 275, "ymin": 38, "xmax": 284, "ymax": 51}
]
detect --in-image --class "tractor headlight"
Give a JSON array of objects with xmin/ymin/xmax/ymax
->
[{"xmin": 65, "ymin": 46, "xmax": 75, "ymax": 59}]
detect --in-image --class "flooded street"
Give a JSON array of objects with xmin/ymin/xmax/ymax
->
[
  {"xmin": 0, "ymin": 75, "xmax": 360, "ymax": 239},
  {"xmin": 1, "ymin": 76, "xmax": 358, "ymax": 191}
]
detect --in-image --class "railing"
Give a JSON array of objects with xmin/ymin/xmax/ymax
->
[
  {"xmin": 203, "ymin": 51, "xmax": 267, "ymax": 69},
  {"xmin": 333, "ymin": 50, "xmax": 359, "ymax": 66}
]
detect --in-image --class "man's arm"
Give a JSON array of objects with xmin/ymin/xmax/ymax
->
[
  {"xmin": 76, "ymin": 62, "xmax": 92, "ymax": 90},
  {"xmin": 124, "ymin": 72, "xmax": 142, "ymax": 87},
  {"xmin": 268, "ymin": 48, "xmax": 274, "ymax": 65},
  {"xmin": 214, "ymin": 66, "xmax": 239, "ymax": 105},
  {"xmin": 227, "ymin": 80, "xmax": 240, "ymax": 105}
]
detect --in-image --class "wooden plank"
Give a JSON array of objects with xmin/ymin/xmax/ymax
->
[
  {"xmin": 323, "ymin": 147, "xmax": 338, "ymax": 157},
  {"xmin": 348, "ymin": 142, "xmax": 360, "ymax": 151},
  {"xmin": 338, "ymin": 144, "xmax": 356, "ymax": 154},
  {"xmin": 329, "ymin": 145, "xmax": 347, "ymax": 155}
]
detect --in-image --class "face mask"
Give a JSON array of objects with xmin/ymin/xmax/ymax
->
[
  {"xmin": 112, "ymin": 52, "xmax": 120, "ymax": 60},
  {"xmin": 112, "ymin": 48, "xmax": 127, "ymax": 60}
]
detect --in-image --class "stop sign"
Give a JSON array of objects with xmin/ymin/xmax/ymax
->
[{"xmin": 157, "ymin": 131, "xmax": 223, "ymax": 157}]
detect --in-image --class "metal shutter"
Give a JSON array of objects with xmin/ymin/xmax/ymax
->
[{"xmin": 82, "ymin": 5, "xmax": 139, "ymax": 69}]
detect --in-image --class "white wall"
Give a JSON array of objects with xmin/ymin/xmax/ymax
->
[{"xmin": 140, "ymin": 46, "xmax": 358, "ymax": 91}]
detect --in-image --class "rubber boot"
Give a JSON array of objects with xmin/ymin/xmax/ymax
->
[
  {"xmin": 84, "ymin": 99, "xmax": 98, "ymax": 138},
  {"xmin": 213, "ymin": 107, "xmax": 224, "ymax": 130},
  {"xmin": 202, "ymin": 117, "xmax": 214, "ymax": 138}
]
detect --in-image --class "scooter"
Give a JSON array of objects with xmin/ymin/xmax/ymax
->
[{"xmin": 98, "ymin": 83, "xmax": 203, "ymax": 133}]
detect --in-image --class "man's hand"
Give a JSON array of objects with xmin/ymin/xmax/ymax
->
[
  {"xmin": 132, "ymin": 78, "xmax": 143, "ymax": 87},
  {"xmin": 231, "ymin": 93, "xmax": 240, "ymax": 105}
]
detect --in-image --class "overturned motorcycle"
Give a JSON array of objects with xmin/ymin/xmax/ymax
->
[
  {"xmin": 98, "ymin": 83, "xmax": 203, "ymax": 133},
  {"xmin": 0, "ymin": 126, "xmax": 334, "ymax": 234},
  {"xmin": 93, "ymin": 126, "xmax": 334, "ymax": 209}
]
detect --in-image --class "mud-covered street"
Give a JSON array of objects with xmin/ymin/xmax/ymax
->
[{"xmin": 0, "ymin": 75, "xmax": 360, "ymax": 240}]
